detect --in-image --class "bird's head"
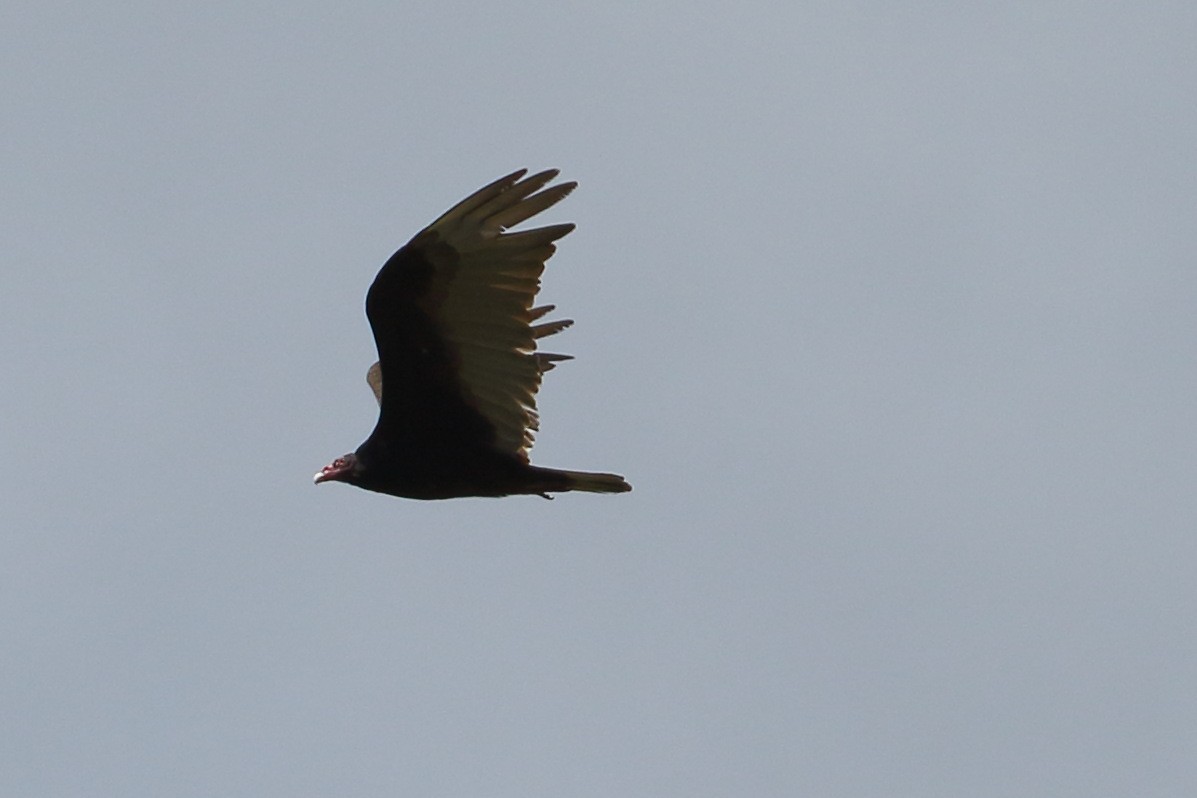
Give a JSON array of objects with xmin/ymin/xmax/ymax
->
[{"xmin": 314, "ymin": 453, "xmax": 362, "ymax": 485}]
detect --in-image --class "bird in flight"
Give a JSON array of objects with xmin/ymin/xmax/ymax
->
[{"xmin": 315, "ymin": 169, "xmax": 631, "ymax": 500}]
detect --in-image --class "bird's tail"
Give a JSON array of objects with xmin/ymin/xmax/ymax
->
[{"xmin": 556, "ymin": 469, "xmax": 632, "ymax": 494}]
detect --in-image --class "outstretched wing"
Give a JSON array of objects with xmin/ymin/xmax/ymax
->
[{"xmin": 363, "ymin": 169, "xmax": 576, "ymax": 461}]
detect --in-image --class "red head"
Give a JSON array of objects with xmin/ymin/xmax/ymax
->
[{"xmin": 314, "ymin": 453, "xmax": 361, "ymax": 485}]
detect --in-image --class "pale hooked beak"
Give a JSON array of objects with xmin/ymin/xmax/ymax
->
[{"xmin": 314, "ymin": 456, "xmax": 355, "ymax": 485}]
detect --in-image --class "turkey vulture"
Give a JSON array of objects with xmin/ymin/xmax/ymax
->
[{"xmin": 314, "ymin": 169, "xmax": 632, "ymax": 500}]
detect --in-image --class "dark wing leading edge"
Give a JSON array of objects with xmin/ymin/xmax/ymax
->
[{"xmin": 362, "ymin": 169, "xmax": 577, "ymax": 461}]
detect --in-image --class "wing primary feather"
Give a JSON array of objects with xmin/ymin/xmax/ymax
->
[
  {"xmin": 459, "ymin": 170, "xmax": 560, "ymax": 229},
  {"xmin": 489, "ymin": 183, "xmax": 577, "ymax": 230},
  {"xmin": 488, "ymin": 225, "xmax": 575, "ymax": 251},
  {"xmin": 535, "ymin": 352, "xmax": 573, "ymax": 370},
  {"xmin": 427, "ymin": 169, "xmax": 529, "ymax": 230},
  {"xmin": 531, "ymin": 319, "xmax": 574, "ymax": 339}
]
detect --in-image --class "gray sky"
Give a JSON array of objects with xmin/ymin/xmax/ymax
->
[{"xmin": 3, "ymin": 3, "xmax": 1196, "ymax": 796}]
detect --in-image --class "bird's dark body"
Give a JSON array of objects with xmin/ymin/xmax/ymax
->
[
  {"xmin": 349, "ymin": 439, "xmax": 571, "ymax": 500},
  {"xmin": 364, "ymin": 238, "xmax": 492, "ymax": 449}
]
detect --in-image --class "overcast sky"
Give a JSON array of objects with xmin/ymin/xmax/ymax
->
[{"xmin": 3, "ymin": 3, "xmax": 1196, "ymax": 796}]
